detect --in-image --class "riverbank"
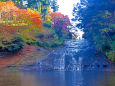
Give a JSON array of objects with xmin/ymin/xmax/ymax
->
[
  {"xmin": 0, "ymin": 44, "xmax": 51, "ymax": 71},
  {"xmin": 1, "ymin": 40, "xmax": 115, "ymax": 71}
]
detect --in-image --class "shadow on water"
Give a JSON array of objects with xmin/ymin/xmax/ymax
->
[{"xmin": 0, "ymin": 71, "xmax": 115, "ymax": 86}]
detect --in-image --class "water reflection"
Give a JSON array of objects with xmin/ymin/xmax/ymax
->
[{"xmin": 0, "ymin": 71, "xmax": 115, "ymax": 86}]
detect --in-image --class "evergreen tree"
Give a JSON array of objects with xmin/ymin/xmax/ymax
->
[
  {"xmin": 73, "ymin": 0, "xmax": 115, "ymax": 61},
  {"xmin": 51, "ymin": 0, "xmax": 58, "ymax": 12}
]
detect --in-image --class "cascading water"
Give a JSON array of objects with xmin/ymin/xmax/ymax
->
[{"xmin": 37, "ymin": 40, "xmax": 110, "ymax": 71}]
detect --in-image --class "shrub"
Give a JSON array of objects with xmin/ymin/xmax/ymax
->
[
  {"xmin": 36, "ymin": 39, "xmax": 63, "ymax": 48},
  {"xmin": 0, "ymin": 36, "xmax": 24, "ymax": 52}
]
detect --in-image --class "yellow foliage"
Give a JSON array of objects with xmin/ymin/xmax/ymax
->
[
  {"xmin": 0, "ymin": 1, "xmax": 43, "ymax": 44},
  {"xmin": 45, "ymin": 7, "xmax": 51, "ymax": 23},
  {"xmin": 21, "ymin": 29, "xmax": 36, "ymax": 42},
  {"xmin": 27, "ymin": 8, "xmax": 42, "ymax": 18}
]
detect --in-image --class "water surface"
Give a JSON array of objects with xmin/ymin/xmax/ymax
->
[{"xmin": 0, "ymin": 71, "xmax": 115, "ymax": 86}]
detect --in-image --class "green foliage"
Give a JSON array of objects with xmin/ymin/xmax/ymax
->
[
  {"xmin": 25, "ymin": 38, "xmax": 36, "ymax": 45},
  {"xmin": 110, "ymin": 24, "xmax": 115, "ymax": 28},
  {"xmin": 73, "ymin": 0, "xmax": 115, "ymax": 62},
  {"xmin": 51, "ymin": 0, "xmax": 58, "ymax": 12},
  {"xmin": 7, "ymin": 36, "xmax": 24, "ymax": 51},
  {"xmin": 36, "ymin": 39, "xmax": 63, "ymax": 48},
  {"xmin": 0, "ymin": 36, "xmax": 24, "ymax": 52},
  {"xmin": 106, "ymin": 51, "xmax": 115, "ymax": 62},
  {"xmin": 110, "ymin": 41, "xmax": 115, "ymax": 50},
  {"xmin": 42, "ymin": 22, "xmax": 52, "ymax": 28},
  {"xmin": 54, "ymin": 34, "xmax": 58, "ymax": 40}
]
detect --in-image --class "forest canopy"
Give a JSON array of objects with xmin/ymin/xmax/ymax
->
[
  {"xmin": 0, "ymin": 0, "xmax": 72, "ymax": 51},
  {"xmin": 73, "ymin": 0, "xmax": 115, "ymax": 61}
]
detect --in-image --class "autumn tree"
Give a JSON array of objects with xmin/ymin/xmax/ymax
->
[
  {"xmin": 51, "ymin": 12, "xmax": 71, "ymax": 38},
  {"xmin": 0, "ymin": 1, "xmax": 43, "ymax": 51}
]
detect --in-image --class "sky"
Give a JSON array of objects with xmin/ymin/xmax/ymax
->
[
  {"xmin": 58, "ymin": 0, "xmax": 80, "ymax": 18},
  {"xmin": 57, "ymin": 0, "xmax": 83, "ymax": 39}
]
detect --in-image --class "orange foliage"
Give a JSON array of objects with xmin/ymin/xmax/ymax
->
[
  {"xmin": 51, "ymin": 12, "xmax": 65, "ymax": 24},
  {"xmin": 0, "ymin": 1, "xmax": 43, "ymax": 43},
  {"xmin": 0, "ymin": 2, "xmax": 3, "ymax": 7},
  {"xmin": 0, "ymin": 1, "xmax": 42, "ymax": 30},
  {"xmin": 51, "ymin": 12, "xmax": 71, "ymax": 33},
  {"xmin": 15, "ymin": 9, "xmax": 43, "ymax": 32},
  {"xmin": 0, "ymin": 26, "xmax": 16, "ymax": 34}
]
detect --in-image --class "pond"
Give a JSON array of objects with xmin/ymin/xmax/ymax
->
[{"xmin": 0, "ymin": 70, "xmax": 115, "ymax": 86}]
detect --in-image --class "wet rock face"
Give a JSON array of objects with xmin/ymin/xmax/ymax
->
[{"xmin": 37, "ymin": 40, "xmax": 110, "ymax": 71}]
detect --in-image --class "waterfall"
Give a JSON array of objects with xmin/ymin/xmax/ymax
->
[
  {"xmin": 37, "ymin": 40, "xmax": 110, "ymax": 71},
  {"xmin": 77, "ymin": 57, "xmax": 82, "ymax": 70}
]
